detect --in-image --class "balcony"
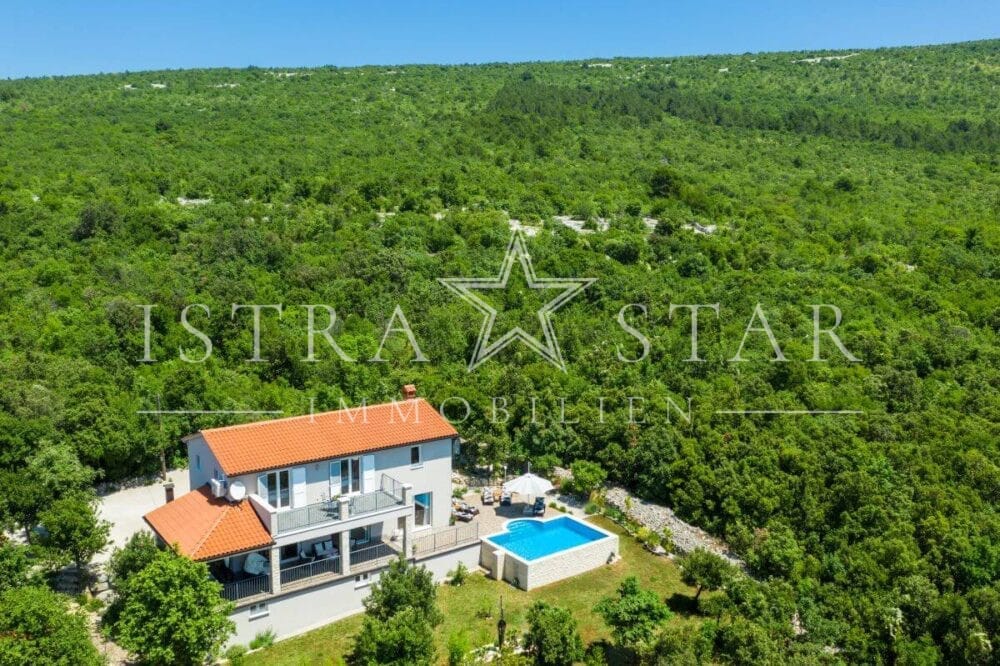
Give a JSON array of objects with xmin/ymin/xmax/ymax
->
[
  {"xmin": 270, "ymin": 474, "xmax": 406, "ymax": 536},
  {"xmin": 219, "ymin": 573, "xmax": 270, "ymax": 602},
  {"xmin": 276, "ymin": 541, "xmax": 399, "ymax": 593},
  {"xmin": 280, "ymin": 554, "xmax": 341, "ymax": 586}
]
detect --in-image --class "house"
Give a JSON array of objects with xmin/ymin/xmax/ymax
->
[{"xmin": 143, "ymin": 386, "xmax": 481, "ymax": 645}]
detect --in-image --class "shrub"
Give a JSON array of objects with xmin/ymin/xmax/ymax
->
[
  {"xmin": 583, "ymin": 502, "xmax": 599, "ymax": 515},
  {"xmin": 447, "ymin": 631, "xmax": 470, "ymax": 666},
  {"xmin": 114, "ymin": 551, "xmax": 234, "ymax": 664},
  {"xmin": 531, "ymin": 454, "xmax": 561, "ymax": 478},
  {"xmin": 224, "ymin": 644, "xmax": 248, "ymax": 665},
  {"xmin": 249, "ymin": 629, "xmax": 275, "ymax": 650},
  {"xmin": 448, "ymin": 562, "xmax": 468, "ymax": 587},
  {"xmin": 525, "ymin": 601, "xmax": 584, "ymax": 666},
  {"xmin": 0, "ymin": 586, "xmax": 102, "ymax": 665},
  {"xmin": 108, "ymin": 531, "xmax": 159, "ymax": 589},
  {"xmin": 595, "ymin": 576, "xmax": 672, "ymax": 648},
  {"xmin": 568, "ymin": 460, "xmax": 607, "ymax": 496}
]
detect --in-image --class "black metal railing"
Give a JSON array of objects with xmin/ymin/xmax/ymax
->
[
  {"xmin": 220, "ymin": 574, "xmax": 270, "ymax": 601},
  {"xmin": 280, "ymin": 555, "xmax": 341, "ymax": 586}
]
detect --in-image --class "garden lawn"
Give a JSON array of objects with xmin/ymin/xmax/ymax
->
[{"xmin": 245, "ymin": 516, "xmax": 700, "ymax": 665}]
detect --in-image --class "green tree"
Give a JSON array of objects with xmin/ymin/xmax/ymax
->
[
  {"xmin": 114, "ymin": 551, "xmax": 234, "ymax": 665},
  {"xmin": 38, "ymin": 492, "xmax": 110, "ymax": 573},
  {"xmin": 349, "ymin": 606, "xmax": 436, "ymax": 666},
  {"xmin": 108, "ymin": 530, "xmax": 160, "ymax": 588},
  {"xmin": 524, "ymin": 601, "xmax": 585, "ymax": 666},
  {"xmin": 649, "ymin": 165, "xmax": 682, "ymax": 198},
  {"xmin": 569, "ymin": 460, "xmax": 607, "ymax": 496},
  {"xmin": 362, "ymin": 556, "xmax": 442, "ymax": 625},
  {"xmin": 678, "ymin": 549, "xmax": 731, "ymax": 602},
  {"xmin": 0, "ymin": 444, "xmax": 96, "ymax": 541},
  {"xmin": 595, "ymin": 576, "xmax": 672, "ymax": 649},
  {"xmin": 0, "ymin": 586, "xmax": 102, "ymax": 665},
  {"xmin": 0, "ymin": 543, "xmax": 32, "ymax": 592}
]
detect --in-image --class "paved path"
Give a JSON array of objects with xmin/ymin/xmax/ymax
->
[{"xmin": 95, "ymin": 469, "xmax": 189, "ymax": 563}]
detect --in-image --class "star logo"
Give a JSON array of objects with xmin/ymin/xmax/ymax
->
[{"xmin": 439, "ymin": 231, "xmax": 595, "ymax": 372}]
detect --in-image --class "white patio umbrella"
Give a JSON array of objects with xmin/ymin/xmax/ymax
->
[{"xmin": 502, "ymin": 472, "xmax": 554, "ymax": 505}]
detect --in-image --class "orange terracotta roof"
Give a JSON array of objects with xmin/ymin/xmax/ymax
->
[
  {"xmin": 143, "ymin": 486, "xmax": 273, "ymax": 561},
  {"xmin": 199, "ymin": 398, "xmax": 458, "ymax": 477}
]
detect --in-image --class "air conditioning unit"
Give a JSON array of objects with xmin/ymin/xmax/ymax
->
[{"xmin": 209, "ymin": 478, "xmax": 225, "ymax": 498}]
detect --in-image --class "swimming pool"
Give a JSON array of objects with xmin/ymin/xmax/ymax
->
[
  {"xmin": 481, "ymin": 515, "xmax": 619, "ymax": 590},
  {"xmin": 487, "ymin": 516, "xmax": 607, "ymax": 560}
]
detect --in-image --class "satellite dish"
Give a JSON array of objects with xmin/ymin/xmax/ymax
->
[{"xmin": 227, "ymin": 481, "xmax": 246, "ymax": 502}]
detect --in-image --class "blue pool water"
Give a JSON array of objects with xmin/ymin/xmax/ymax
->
[{"xmin": 486, "ymin": 517, "xmax": 607, "ymax": 561}]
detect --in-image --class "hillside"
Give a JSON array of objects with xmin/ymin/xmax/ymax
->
[{"xmin": 0, "ymin": 40, "xmax": 998, "ymax": 662}]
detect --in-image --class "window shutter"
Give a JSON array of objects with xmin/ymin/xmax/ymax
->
[
  {"xmin": 292, "ymin": 467, "xmax": 307, "ymax": 508},
  {"xmin": 329, "ymin": 461, "xmax": 341, "ymax": 497},
  {"xmin": 362, "ymin": 455, "xmax": 376, "ymax": 493}
]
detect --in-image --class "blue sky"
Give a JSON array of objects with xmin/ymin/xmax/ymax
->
[{"xmin": 2, "ymin": 1, "xmax": 997, "ymax": 79}]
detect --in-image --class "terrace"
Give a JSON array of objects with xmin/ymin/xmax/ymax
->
[
  {"xmin": 253, "ymin": 474, "xmax": 407, "ymax": 537},
  {"xmin": 214, "ymin": 522, "xmax": 481, "ymax": 604}
]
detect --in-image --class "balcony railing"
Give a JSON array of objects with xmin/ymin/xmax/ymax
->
[
  {"xmin": 350, "ymin": 541, "xmax": 399, "ymax": 574},
  {"xmin": 274, "ymin": 501, "xmax": 341, "ymax": 534},
  {"xmin": 273, "ymin": 474, "xmax": 405, "ymax": 535},
  {"xmin": 280, "ymin": 555, "xmax": 341, "ymax": 586},
  {"xmin": 348, "ymin": 490, "xmax": 402, "ymax": 516},
  {"xmin": 220, "ymin": 574, "xmax": 270, "ymax": 602},
  {"xmin": 411, "ymin": 523, "xmax": 481, "ymax": 558}
]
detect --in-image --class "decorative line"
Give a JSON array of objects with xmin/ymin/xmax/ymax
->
[
  {"xmin": 715, "ymin": 410, "xmax": 864, "ymax": 415},
  {"xmin": 136, "ymin": 410, "xmax": 284, "ymax": 415}
]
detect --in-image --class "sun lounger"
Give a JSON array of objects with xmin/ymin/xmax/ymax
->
[
  {"xmin": 482, "ymin": 488, "xmax": 495, "ymax": 505},
  {"xmin": 532, "ymin": 497, "xmax": 546, "ymax": 516}
]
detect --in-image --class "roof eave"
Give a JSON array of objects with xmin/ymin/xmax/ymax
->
[{"xmin": 216, "ymin": 432, "xmax": 458, "ymax": 477}]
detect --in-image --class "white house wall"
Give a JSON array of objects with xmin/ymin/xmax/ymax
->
[
  {"xmin": 185, "ymin": 434, "xmax": 220, "ymax": 490},
  {"xmin": 228, "ymin": 437, "xmax": 454, "ymax": 531},
  {"xmin": 228, "ymin": 543, "xmax": 481, "ymax": 648}
]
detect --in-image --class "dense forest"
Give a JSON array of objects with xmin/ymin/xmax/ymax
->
[{"xmin": 0, "ymin": 40, "xmax": 998, "ymax": 663}]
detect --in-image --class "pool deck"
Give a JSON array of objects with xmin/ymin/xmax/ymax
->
[
  {"xmin": 479, "ymin": 513, "xmax": 620, "ymax": 591},
  {"xmin": 459, "ymin": 489, "xmax": 586, "ymax": 539}
]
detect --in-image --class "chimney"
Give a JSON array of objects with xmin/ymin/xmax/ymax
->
[
  {"xmin": 163, "ymin": 480, "xmax": 175, "ymax": 503},
  {"xmin": 402, "ymin": 384, "xmax": 417, "ymax": 400}
]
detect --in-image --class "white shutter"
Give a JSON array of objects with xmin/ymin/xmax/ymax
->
[
  {"xmin": 362, "ymin": 455, "xmax": 376, "ymax": 493},
  {"xmin": 292, "ymin": 467, "xmax": 307, "ymax": 507},
  {"xmin": 329, "ymin": 461, "xmax": 341, "ymax": 497}
]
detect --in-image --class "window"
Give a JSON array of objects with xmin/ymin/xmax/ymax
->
[
  {"xmin": 195, "ymin": 454, "xmax": 201, "ymax": 471},
  {"xmin": 354, "ymin": 572, "xmax": 371, "ymax": 588},
  {"xmin": 258, "ymin": 470, "xmax": 291, "ymax": 509},
  {"xmin": 350, "ymin": 525, "xmax": 371, "ymax": 546},
  {"xmin": 248, "ymin": 602, "xmax": 269, "ymax": 619},
  {"xmin": 414, "ymin": 492, "xmax": 432, "ymax": 527},
  {"xmin": 410, "ymin": 445, "xmax": 422, "ymax": 467},
  {"xmin": 333, "ymin": 457, "xmax": 361, "ymax": 495}
]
